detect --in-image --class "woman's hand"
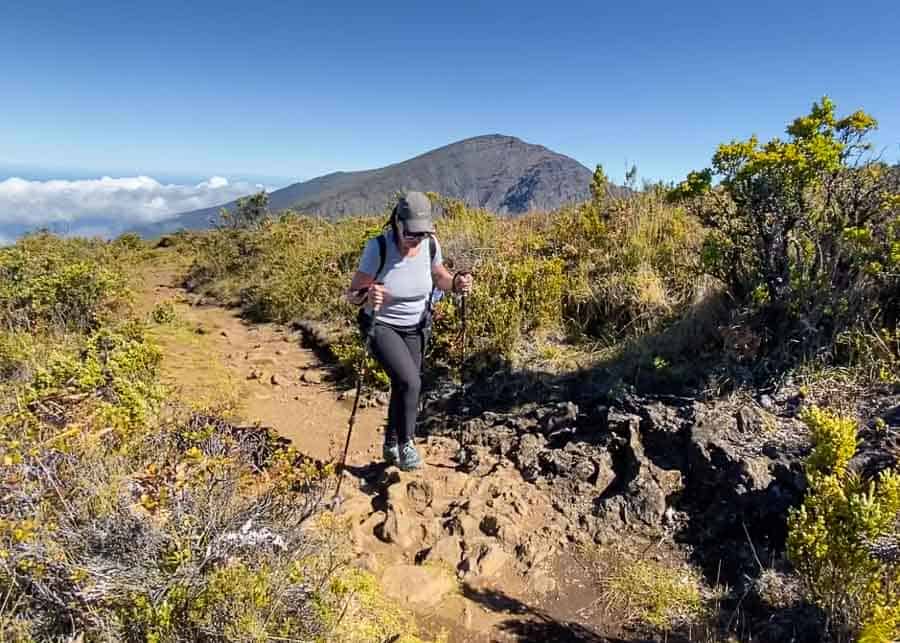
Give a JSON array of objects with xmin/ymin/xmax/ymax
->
[
  {"xmin": 368, "ymin": 283, "xmax": 388, "ymax": 310},
  {"xmin": 453, "ymin": 272, "xmax": 474, "ymax": 295}
]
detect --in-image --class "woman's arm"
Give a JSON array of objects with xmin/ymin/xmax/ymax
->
[
  {"xmin": 346, "ymin": 271, "xmax": 374, "ymax": 305},
  {"xmin": 432, "ymin": 264, "xmax": 455, "ymax": 293},
  {"xmin": 432, "ymin": 263, "xmax": 473, "ymax": 294},
  {"xmin": 347, "ymin": 271, "xmax": 388, "ymax": 309}
]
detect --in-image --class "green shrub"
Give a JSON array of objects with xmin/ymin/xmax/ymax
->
[
  {"xmin": 670, "ymin": 97, "xmax": 900, "ymax": 364},
  {"xmin": 553, "ymin": 187, "xmax": 706, "ymax": 341},
  {"xmin": 0, "ymin": 330, "xmax": 37, "ymax": 381},
  {"xmin": 587, "ymin": 546, "xmax": 719, "ymax": 636},
  {"xmin": 113, "ymin": 232, "xmax": 145, "ymax": 251},
  {"xmin": 188, "ymin": 214, "xmax": 380, "ymax": 323},
  {"xmin": 0, "ymin": 233, "xmax": 129, "ymax": 332},
  {"xmin": 787, "ymin": 406, "xmax": 900, "ymax": 641},
  {"xmin": 185, "ymin": 192, "xmax": 708, "ymax": 371},
  {"xmin": 331, "ymin": 336, "xmax": 389, "ymax": 388},
  {"xmin": 151, "ymin": 300, "xmax": 177, "ymax": 324},
  {"xmin": 218, "ymin": 190, "xmax": 271, "ymax": 230}
]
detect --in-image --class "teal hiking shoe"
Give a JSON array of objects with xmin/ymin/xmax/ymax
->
[
  {"xmin": 398, "ymin": 440, "xmax": 422, "ymax": 471},
  {"xmin": 383, "ymin": 443, "xmax": 399, "ymax": 466}
]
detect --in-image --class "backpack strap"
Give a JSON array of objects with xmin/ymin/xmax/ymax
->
[
  {"xmin": 374, "ymin": 234, "xmax": 387, "ymax": 282},
  {"xmin": 426, "ymin": 236, "xmax": 437, "ymax": 315}
]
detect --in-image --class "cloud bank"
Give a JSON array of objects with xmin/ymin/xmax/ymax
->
[{"xmin": 0, "ymin": 175, "xmax": 263, "ymax": 239}]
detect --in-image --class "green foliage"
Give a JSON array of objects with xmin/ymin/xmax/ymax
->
[
  {"xmin": 429, "ymin": 251, "xmax": 566, "ymax": 362},
  {"xmin": 671, "ymin": 97, "xmax": 900, "ymax": 364},
  {"xmin": 331, "ymin": 335, "xmax": 389, "ymax": 388},
  {"xmin": 787, "ymin": 406, "xmax": 900, "ymax": 641},
  {"xmin": 596, "ymin": 552, "xmax": 713, "ymax": 633},
  {"xmin": 27, "ymin": 322, "xmax": 164, "ymax": 432},
  {"xmin": 187, "ymin": 190, "xmax": 707, "ymax": 371},
  {"xmin": 0, "ymin": 233, "xmax": 129, "ymax": 332},
  {"xmin": 151, "ymin": 300, "xmax": 177, "ymax": 324},
  {"xmin": 590, "ymin": 163, "xmax": 609, "ymax": 202},
  {"xmin": 218, "ymin": 190, "xmax": 271, "ymax": 230},
  {"xmin": 553, "ymin": 187, "xmax": 706, "ymax": 341},
  {"xmin": 189, "ymin": 213, "xmax": 380, "ymax": 323},
  {"xmin": 113, "ymin": 232, "xmax": 145, "ymax": 251},
  {"xmin": 0, "ymin": 232, "xmax": 426, "ymax": 642},
  {"xmin": 0, "ymin": 330, "xmax": 37, "ymax": 380}
]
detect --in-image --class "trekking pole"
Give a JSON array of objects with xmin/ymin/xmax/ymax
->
[
  {"xmin": 455, "ymin": 292, "xmax": 469, "ymax": 463},
  {"xmin": 333, "ymin": 286, "xmax": 379, "ymax": 504}
]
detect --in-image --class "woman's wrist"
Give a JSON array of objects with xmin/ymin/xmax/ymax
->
[{"xmin": 347, "ymin": 287, "xmax": 368, "ymax": 306}]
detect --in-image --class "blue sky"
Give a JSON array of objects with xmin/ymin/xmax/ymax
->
[{"xmin": 1, "ymin": 0, "xmax": 898, "ymax": 235}]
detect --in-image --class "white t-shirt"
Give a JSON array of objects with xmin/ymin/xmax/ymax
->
[{"xmin": 358, "ymin": 230, "xmax": 443, "ymax": 327}]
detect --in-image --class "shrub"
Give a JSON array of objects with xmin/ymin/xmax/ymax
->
[
  {"xmin": 553, "ymin": 186, "xmax": 706, "ymax": 341},
  {"xmin": 587, "ymin": 547, "xmax": 720, "ymax": 637},
  {"xmin": 0, "ymin": 330, "xmax": 37, "ymax": 381},
  {"xmin": 218, "ymin": 190, "xmax": 271, "ymax": 230},
  {"xmin": 187, "ymin": 214, "xmax": 380, "ymax": 323},
  {"xmin": 787, "ymin": 406, "xmax": 900, "ymax": 641},
  {"xmin": 186, "ymin": 191, "xmax": 707, "ymax": 372},
  {"xmin": 670, "ymin": 97, "xmax": 900, "ymax": 364},
  {"xmin": 602, "ymin": 557, "xmax": 707, "ymax": 630},
  {"xmin": 113, "ymin": 232, "xmax": 145, "ymax": 251},
  {"xmin": 0, "ymin": 233, "xmax": 129, "ymax": 332},
  {"xmin": 151, "ymin": 301, "xmax": 177, "ymax": 324}
]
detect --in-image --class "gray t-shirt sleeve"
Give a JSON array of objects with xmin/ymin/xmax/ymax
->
[
  {"xmin": 432, "ymin": 236, "xmax": 443, "ymax": 267},
  {"xmin": 358, "ymin": 237, "xmax": 380, "ymax": 276}
]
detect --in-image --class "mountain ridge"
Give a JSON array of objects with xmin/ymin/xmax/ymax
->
[{"xmin": 131, "ymin": 134, "xmax": 596, "ymax": 237}]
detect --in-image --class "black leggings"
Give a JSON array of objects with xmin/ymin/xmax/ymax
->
[{"xmin": 369, "ymin": 321, "xmax": 426, "ymax": 445}]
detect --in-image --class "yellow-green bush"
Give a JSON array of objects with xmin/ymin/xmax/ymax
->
[
  {"xmin": 555, "ymin": 187, "xmax": 705, "ymax": 340},
  {"xmin": 0, "ymin": 330, "xmax": 37, "ymax": 380},
  {"xmin": 188, "ymin": 214, "xmax": 380, "ymax": 323},
  {"xmin": 671, "ymin": 98, "xmax": 900, "ymax": 366},
  {"xmin": 787, "ymin": 406, "xmax": 900, "ymax": 641},
  {"xmin": 151, "ymin": 300, "xmax": 177, "ymax": 324},
  {"xmin": 185, "ymin": 192, "xmax": 706, "ymax": 369},
  {"xmin": 433, "ymin": 252, "xmax": 566, "ymax": 360},
  {"xmin": 589, "ymin": 548, "xmax": 717, "ymax": 636},
  {"xmin": 0, "ymin": 232, "xmax": 129, "ymax": 332}
]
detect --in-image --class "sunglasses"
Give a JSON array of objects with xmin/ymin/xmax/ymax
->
[{"xmin": 401, "ymin": 230, "xmax": 430, "ymax": 240}]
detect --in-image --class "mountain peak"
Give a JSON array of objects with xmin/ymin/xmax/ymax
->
[{"xmin": 132, "ymin": 136, "xmax": 593, "ymax": 237}]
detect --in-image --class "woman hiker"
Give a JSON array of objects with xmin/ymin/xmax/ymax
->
[{"xmin": 346, "ymin": 191, "xmax": 473, "ymax": 471}]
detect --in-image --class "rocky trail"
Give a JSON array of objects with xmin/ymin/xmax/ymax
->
[
  {"xmin": 134, "ymin": 254, "xmax": 900, "ymax": 643},
  {"xmin": 135, "ymin": 259, "xmax": 630, "ymax": 642}
]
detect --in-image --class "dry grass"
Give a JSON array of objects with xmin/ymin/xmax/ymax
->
[{"xmin": 579, "ymin": 542, "xmax": 726, "ymax": 640}]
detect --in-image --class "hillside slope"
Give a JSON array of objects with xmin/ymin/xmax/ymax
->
[{"xmin": 133, "ymin": 134, "xmax": 595, "ymax": 236}]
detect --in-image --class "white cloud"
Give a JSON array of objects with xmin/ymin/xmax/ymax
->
[{"xmin": 0, "ymin": 175, "xmax": 262, "ymax": 229}]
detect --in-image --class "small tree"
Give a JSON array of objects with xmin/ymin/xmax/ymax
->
[
  {"xmin": 669, "ymin": 98, "xmax": 900, "ymax": 357},
  {"xmin": 218, "ymin": 191, "xmax": 270, "ymax": 230},
  {"xmin": 590, "ymin": 164, "xmax": 609, "ymax": 203},
  {"xmin": 625, "ymin": 162, "xmax": 639, "ymax": 191}
]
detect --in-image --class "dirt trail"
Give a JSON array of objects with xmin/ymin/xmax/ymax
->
[
  {"xmin": 136, "ymin": 259, "xmax": 387, "ymax": 464},
  {"xmin": 134, "ymin": 255, "xmax": 612, "ymax": 643}
]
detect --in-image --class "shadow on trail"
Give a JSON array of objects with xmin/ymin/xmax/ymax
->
[{"xmin": 460, "ymin": 585, "xmax": 665, "ymax": 643}]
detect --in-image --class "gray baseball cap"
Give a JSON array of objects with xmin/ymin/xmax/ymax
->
[{"xmin": 396, "ymin": 191, "xmax": 435, "ymax": 234}]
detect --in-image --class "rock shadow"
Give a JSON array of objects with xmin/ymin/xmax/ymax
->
[{"xmin": 460, "ymin": 585, "xmax": 646, "ymax": 642}]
